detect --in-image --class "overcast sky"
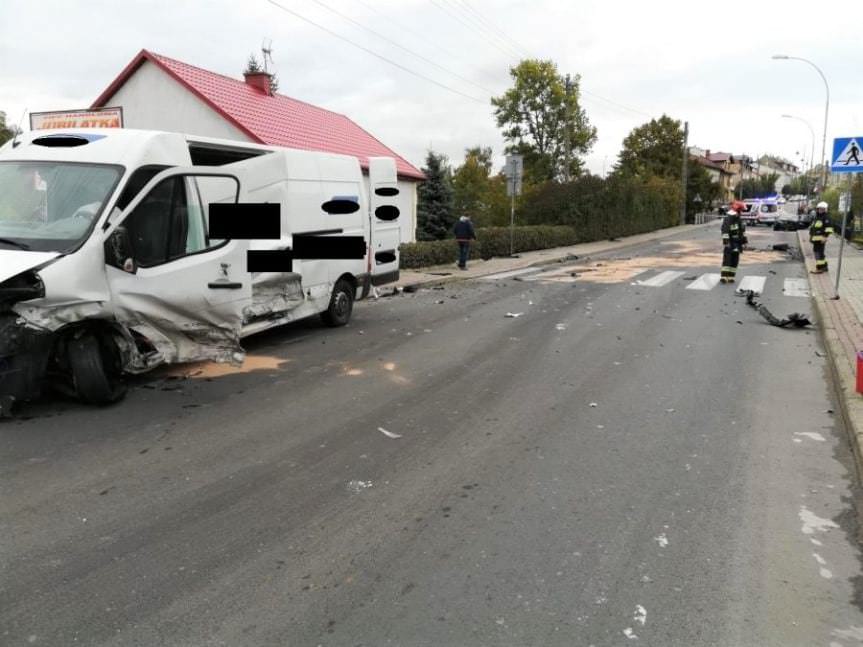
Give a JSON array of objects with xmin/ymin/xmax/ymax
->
[{"xmin": 1, "ymin": 0, "xmax": 861, "ymax": 176}]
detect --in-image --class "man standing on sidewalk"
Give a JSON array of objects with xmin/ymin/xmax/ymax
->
[
  {"xmin": 810, "ymin": 201, "xmax": 834, "ymax": 274},
  {"xmin": 720, "ymin": 209, "xmax": 747, "ymax": 283},
  {"xmin": 454, "ymin": 215, "xmax": 477, "ymax": 270}
]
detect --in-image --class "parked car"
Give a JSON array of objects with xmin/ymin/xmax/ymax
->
[{"xmin": 773, "ymin": 212, "xmax": 805, "ymax": 231}]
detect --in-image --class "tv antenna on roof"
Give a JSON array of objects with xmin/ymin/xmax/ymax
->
[{"xmin": 261, "ymin": 39, "xmax": 274, "ymax": 74}]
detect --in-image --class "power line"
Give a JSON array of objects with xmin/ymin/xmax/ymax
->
[
  {"xmin": 308, "ymin": 0, "xmax": 496, "ymax": 96},
  {"xmin": 456, "ymin": 0, "xmax": 533, "ymax": 59},
  {"xmin": 438, "ymin": 0, "xmax": 524, "ymax": 59},
  {"xmin": 262, "ymin": 0, "xmax": 487, "ymax": 104},
  {"xmin": 428, "ymin": 0, "xmax": 522, "ymax": 60},
  {"xmin": 352, "ymin": 0, "xmax": 470, "ymax": 71}
]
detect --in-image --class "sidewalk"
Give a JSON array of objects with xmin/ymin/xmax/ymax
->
[
  {"xmin": 798, "ymin": 230, "xmax": 863, "ymax": 478},
  {"xmin": 396, "ymin": 221, "xmax": 717, "ymax": 289}
]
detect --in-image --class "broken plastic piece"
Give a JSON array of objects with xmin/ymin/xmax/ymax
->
[
  {"xmin": 378, "ymin": 427, "xmax": 402, "ymax": 439},
  {"xmin": 505, "ymin": 312, "xmax": 524, "ymax": 318},
  {"xmin": 589, "ymin": 402, "xmax": 598, "ymax": 407}
]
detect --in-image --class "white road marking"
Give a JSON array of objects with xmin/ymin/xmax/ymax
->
[
  {"xmin": 794, "ymin": 432, "xmax": 826, "ymax": 442},
  {"xmin": 481, "ymin": 267, "xmax": 544, "ymax": 280},
  {"xmin": 686, "ymin": 273, "xmax": 721, "ymax": 291},
  {"xmin": 783, "ymin": 278, "xmax": 811, "ymax": 297},
  {"xmin": 636, "ymin": 270, "xmax": 685, "ymax": 287},
  {"xmin": 736, "ymin": 275, "xmax": 766, "ymax": 295},
  {"xmin": 799, "ymin": 506, "xmax": 839, "ymax": 535}
]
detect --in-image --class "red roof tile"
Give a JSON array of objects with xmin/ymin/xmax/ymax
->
[{"xmin": 92, "ymin": 50, "xmax": 424, "ymax": 180}]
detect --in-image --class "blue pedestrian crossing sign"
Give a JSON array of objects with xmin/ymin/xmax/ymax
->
[{"xmin": 831, "ymin": 137, "xmax": 863, "ymax": 173}]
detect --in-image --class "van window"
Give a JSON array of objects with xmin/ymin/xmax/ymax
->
[
  {"xmin": 115, "ymin": 165, "xmax": 171, "ymax": 211},
  {"xmin": 122, "ymin": 176, "xmax": 216, "ymax": 267}
]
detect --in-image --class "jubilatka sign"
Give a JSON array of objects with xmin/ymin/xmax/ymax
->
[
  {"xmin": 29, "ymin": 107, "xmax": 123, "ymax": 130},
  {"xmin": 831, "ymin": 136, "xmax": 863, "ymax": 173}
]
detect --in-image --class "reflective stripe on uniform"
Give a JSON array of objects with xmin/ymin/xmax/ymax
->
[{"xmin": 812, "ymin": 236, "xmax": 825, "ymax": 242}]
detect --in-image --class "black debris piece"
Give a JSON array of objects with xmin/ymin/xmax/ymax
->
[
  {"xmin": 772, "ymin": 243, "xmax": 790, "ymax": 252},
  {"xmin": 683, "ymin": 276, "xmax": 697, "ymax": 281},
  {"xmin": 403, "ymin": 284, "xmax": 420, "ymax": 293},
  {"xmin": 744, "ymin": 290, "xmax": 813, "ymax": 328}
]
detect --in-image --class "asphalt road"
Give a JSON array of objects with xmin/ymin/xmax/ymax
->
[{"xmin": 2, "ymin": 222, "xmax": 863, "ymax": 646}]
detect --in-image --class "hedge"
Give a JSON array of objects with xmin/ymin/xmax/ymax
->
[
  {"xmin": 400, "ymin": 174, "xmax": 682, "ymax": 269},
  {"xmin": 399, "ymin": 226, "xmax": 579, "ymax": 269}
]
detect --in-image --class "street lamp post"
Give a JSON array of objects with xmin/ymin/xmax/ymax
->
[
  {"xmin": 772, "ymin": 55, "xmax": 830, "ymax": 192},
  {"xmin": 781, "ymin": 114, "xmax": 816, "ymax": 206}
]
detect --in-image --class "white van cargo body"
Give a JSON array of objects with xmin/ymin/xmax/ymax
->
[{"xmin": 0, "ymin": 128, "xmax": 402, "ymax": 405}]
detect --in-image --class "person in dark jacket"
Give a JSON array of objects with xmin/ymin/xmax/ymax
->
[
  {"xmin": 720, "ymin": 209, "xmax": 747, "ymax": 283},
  {"xmin": 809, "ymin": 201, "xmax": 834, "ymax": 273},
  {"xmin": 453, "ymin": 215, "xmax": 477, "ymax": 270}
]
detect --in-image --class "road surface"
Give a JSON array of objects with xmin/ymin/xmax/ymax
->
[{"xmin": 2, "ymin": 222, "xmax": 862, "ymax": 646}]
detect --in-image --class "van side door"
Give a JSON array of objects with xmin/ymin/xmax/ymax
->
[{"xmin": 103, "ymin": 167, "xmax": 252, "ymax": 366}]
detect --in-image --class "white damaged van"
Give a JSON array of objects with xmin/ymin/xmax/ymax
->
[{"xmin": 0, "ymin": 129, "xmax": 402, "ymax": 405}]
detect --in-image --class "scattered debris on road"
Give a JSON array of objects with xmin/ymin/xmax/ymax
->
[
  {"xmin": 505, "ymin": 312, "xmax": 524, "ymax": 318},
  {"xmin": 378, "ymin": 427, "xmax": 402, "ymax": 439},
  {"xmin": 772, "ymin": 243, "xmax": 790, "ymax": 252},
  {"xmin": 346, "ymin": 480, "xmax": 374, "ymax": 493},
  {"xmin": 589, "ymin": 402, "xmax": 598, "ymax": 407},
  {"xmin": 683, "ymin": 275, "xmax": 697, "ymax": 281},
  {"xmin": 744, "ymin": 290, "xmax": 813, "ymax": 328}
]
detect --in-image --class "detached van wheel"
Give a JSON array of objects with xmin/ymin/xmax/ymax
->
[
  {"xmin": 67, "ymin": 333, "xmax": 127, "ymax": 404},
  {"xmin": 321, "ymin": 279, "xmax": 354, "ymax": 327}
]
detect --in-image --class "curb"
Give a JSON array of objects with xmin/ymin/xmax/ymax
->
[
  {"xmin": 798, "ymin": 229, "xmax": 863, "ymax": 483},
  {"xmin": 398, "ymin": 221, "xmax": 718, "ymax": 291}
]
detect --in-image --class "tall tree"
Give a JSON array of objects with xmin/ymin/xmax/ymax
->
[
  {"xmin": 416, "ymin": 151, "xmax": 454, "ymax": 241},
  {"xmin": 492, "ymin": 59, "xmax": 596, "ymax": 183},
  {"xmin": 615, "ymin": 115, "xmax": 684, "ymax": 179},
  {"xmin": 0, "ymin": 111, "xmax": 15, "ymax": 147},
  {"xmin": 452, "ymin": 146, "xmax": 492, "ymax": 216}
]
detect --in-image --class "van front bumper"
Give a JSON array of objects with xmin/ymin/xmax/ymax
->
[{"xmin": 0, "ymin": 314, "xmax": 53, "ymax": 403}]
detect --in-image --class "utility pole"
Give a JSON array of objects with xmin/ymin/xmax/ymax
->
[
  {"xmin": 564, "ymin": 74, "xmax": 573, "ymax": 183},
  {"xmin": 680, "ymin": 121, "xmax": 689, "ymax": 225}
]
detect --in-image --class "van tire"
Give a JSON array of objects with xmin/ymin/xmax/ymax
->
[
  {"xmin": 67, "ymin": 332, "xmax": 127, "ymax": 405},
  {"xmin": 321, "ymin": 279, "xmax": 354, "ymax": 327}
]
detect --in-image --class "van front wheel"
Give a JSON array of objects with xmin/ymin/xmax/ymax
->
[
  {"xmin": 321, "ymin": 279, "xmax": 354, "ymax": 327},
  {"xmin": 67, "ymin": 332, "xmax": 127, "ymax": 404}
]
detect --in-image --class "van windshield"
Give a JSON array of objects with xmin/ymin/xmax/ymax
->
[{"xmin": 0, "ymin": 161, "xmax": 122, "ymax": 252}]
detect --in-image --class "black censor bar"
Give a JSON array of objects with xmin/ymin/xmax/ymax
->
[
  {"xmin": 209, "ymin": 203, "xmax": 281, "ymax": 240},
  {"xmin": 247, "ymin": 235, "xmax": 365, "ymax": 272}
]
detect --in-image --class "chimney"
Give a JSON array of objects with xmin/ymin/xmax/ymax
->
[{"xmin": 244, "ymin": 71, "xmax": 272, "ymax": 96}]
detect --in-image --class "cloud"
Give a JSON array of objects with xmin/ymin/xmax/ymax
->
[{"xmin": 1, "ymin": 0, "xmax": 860, "ymax": 177}]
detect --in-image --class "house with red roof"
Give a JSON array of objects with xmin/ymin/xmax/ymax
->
[{"xmin": 91, "ymin": 49, "xmax": 424, "ymax": 241}]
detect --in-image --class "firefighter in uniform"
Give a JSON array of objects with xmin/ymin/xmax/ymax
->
[
  {"xmin": 720, "ymin": 208, "xmax": 747, "ymax": 283},
  {"xmin": 809, "ymin": 201, "xmax": 834, "ymax": 273}
]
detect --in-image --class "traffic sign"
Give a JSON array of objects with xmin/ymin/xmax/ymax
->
[
  {"xmin": 505, "ymin": 154, "xmax": 523, "ymax": 196},
  {"xmin": 831, "ymin": 137, "xmax": 863, "ymax": 173}
]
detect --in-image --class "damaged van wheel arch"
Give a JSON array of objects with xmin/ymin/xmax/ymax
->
[
  {"xmin": 66, "ymin": 331, "xmax": 127, "ymax": 404},
  {"xmin": 321, "ymin": 279, "xmax": 355, "ymax": 327}
]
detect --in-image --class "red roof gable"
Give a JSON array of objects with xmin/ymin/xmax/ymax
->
[{"xmin": 92, "ymin": 49, "xmax": 424, "ymax": 180}]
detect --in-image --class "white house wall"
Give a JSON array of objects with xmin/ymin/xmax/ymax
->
[
  {"xmin": 106, "ymin": 61, "xmax": 253, "ymax": 142},
  {"xmin": 105, "ymin": 60, "xmax": 419, "ymax": 241}
]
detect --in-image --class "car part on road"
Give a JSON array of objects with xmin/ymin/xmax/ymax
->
[
  {"xmin": 772, "ymin": 243, "xmax": 790, "ymax": 251},
  {"xmin": 744, "ymin": 290, "xmax": 813, "ymax": 328}
]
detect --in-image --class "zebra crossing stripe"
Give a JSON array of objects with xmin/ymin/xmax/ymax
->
[
  {"xmin": 783, "ymin": 278, "xmax": 810, "ymax": 297},
  {"xmin": 480, "ymin": 267, "xmax": 544, "ymax": 280},
  {"xmin": 636, "ymin": 270, "xmax": 686, "ymax": 287},
  {"xmin": 736, "ymin": 275, "xmax": 766, "ymax": 295},
  {"xmin": 686, "ymin": 273, "xmax": 722, "ymax": 291}
]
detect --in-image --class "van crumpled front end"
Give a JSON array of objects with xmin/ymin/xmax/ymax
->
[
  {"xmin": 0, "ymin": 270, "xmax": 53, "ymax": 405},
  {"xmin": 0, "ymin": 313, "xmax": 53, "ymax": 405}
]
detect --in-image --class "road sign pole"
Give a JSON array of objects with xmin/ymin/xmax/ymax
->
[
  {"xmin": 510, "ymin": 187, "xmax": 515, "ymax": 256},
  {"xmin": 834, "ymin": 174, "xmax": 853, "ymax": 298}
]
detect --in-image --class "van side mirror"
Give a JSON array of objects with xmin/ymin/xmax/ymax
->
[{"xmin": 105, "ymin": 226, "xmax": 137, "ymax": 274}]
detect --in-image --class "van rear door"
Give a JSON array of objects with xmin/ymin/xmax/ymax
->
[
  {"xmin": 368, "ymin": 157, "xmax": 400, "ymax": 284},
  {"xmin": 103, "ymin": 167, "xmax": 252, "ymax": 366}
]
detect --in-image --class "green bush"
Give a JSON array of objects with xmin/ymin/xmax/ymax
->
[{"xmin": 399, "ymin": 225, "xmax": 579, "ymax": 269}]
